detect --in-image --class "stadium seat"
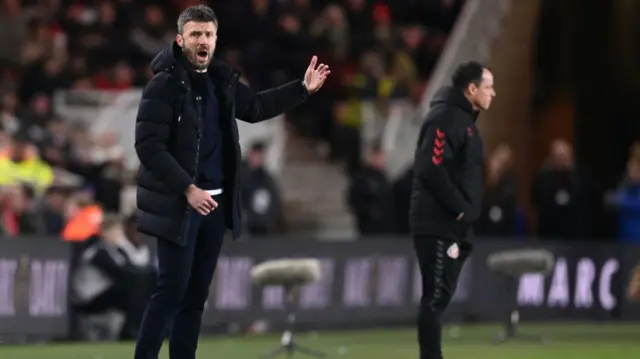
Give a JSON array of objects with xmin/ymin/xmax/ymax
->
[
  {"xmin": 251, "ymin": 258, "xmax": 326, "ymax": 358},
  {"xmin": 487, "ymin": 248, "xmax": 555, "ymax": 344}
]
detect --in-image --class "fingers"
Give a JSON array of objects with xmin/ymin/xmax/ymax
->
[
  {"xmin": 309, "ymin": 57, "xmax": 332, "ymax": 74},
  {"xmin": 193, "ymin": 195, "xmax": 219, "ymax": 215},
  {"xmin": 195, "ymin": 205, "xmax": 209, "ymax": 216},
  {"xmin": 200, "ymin": 198, "xmax": 218, "ymax": 214},
  {"xmin": 316, "ymin": 64, "xmax": 330, "ymax": 82},
  {"xmin": 206, "ymin": 197, "xmax": 218, "ymax": 210},
  {"xmin": 314, "ymin": 64, "xmax": 330, "ymax": 86},
  {"xmin": 308, "ymin": 55, "xmax": 318, "ymax": 69},
  {"xmin": 316, "ymin": 63, "xmax": 329, "ymax": 73}
]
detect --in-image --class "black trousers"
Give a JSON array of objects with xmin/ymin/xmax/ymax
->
[
  {"xmin": 135, "ymin": 194, "xmax": 226, "ymax": 359},
  {"xmin": 413, "ymin": 235, "xmax": 473, "ymax": 359}
]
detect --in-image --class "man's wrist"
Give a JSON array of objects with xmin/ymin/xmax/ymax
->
[
  {"xmin": 184, "ymin": 184, "xmax": 196, "ymax": 196},
  {"xmin": 301, "ymin": 80, "xmax": 310, "ymax": 94}
]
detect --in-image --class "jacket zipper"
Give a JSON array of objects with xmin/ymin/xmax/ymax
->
[{"xmin": 178, "ymin": 95, "xmax": 202, "ymax": 242}]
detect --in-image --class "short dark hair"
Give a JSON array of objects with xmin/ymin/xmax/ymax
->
[
  {"xmin": 177, "ymin": 5, "xmax": 218, "ymax": 34},
  {"xmin": 250, "ymin": 141, "xmax": 267, "ymax": 152},
  {"xmin": 451, "ymin": 61, "xmax": 487, "ymax": 90}
]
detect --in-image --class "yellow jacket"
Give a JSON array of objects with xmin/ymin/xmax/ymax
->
[{"xmin": 0, "ymin": 155, "xmax": 54, "ymax": 193}]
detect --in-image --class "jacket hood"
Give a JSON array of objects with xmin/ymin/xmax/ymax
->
[
  {"xmin": 430, "ymin": 86, "xmax": 480, "ymax": 121},
  {"xmin": 150, "ymin": 42, "xmax": 180, "ymax": 74}
]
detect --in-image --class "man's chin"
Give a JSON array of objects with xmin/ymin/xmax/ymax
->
[
  {"xmin": 196, "ymin": 60, "xmax": 209, "ymax": 69},
  {"xmin": 188, "ymin": 58, "xmax": 209, "ymax": 70}
]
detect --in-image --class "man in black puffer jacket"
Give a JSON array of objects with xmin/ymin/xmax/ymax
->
[
  {"xmin": 133, "ymin": 5, "xmax": 330, "ymax": 359},
  {"xmin": 409, "ymin": 61, "xmax": 495, "ymax": 359}
]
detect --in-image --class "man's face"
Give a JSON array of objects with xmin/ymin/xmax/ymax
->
[
  {"xmin": 629, "ymin": 162, "xmax": 640, "ymax": 182},
  {"xmin": 177, "ymin": 21, "xmax": 217, "ymax": 70},
  {"xmin": 1, "ymin": 92, "xmax": 17, "ymax": 112},
  {"xmin": 11, "ymin": 141, "xmax": 28, "ymax": 161},
  {"xmin": 467, "ymin": 69, "xmax": 496, "ymax": 111},
  {"xmin": 370, "ymin": 151, "xmax": 386, "ymax": 169},
  {"xmin": 248, "ymin": 150, "xmax": 263, "ymax": 168},
  {"xmin": 46, "ymin": 192, "xmax": 66, "ymax": 211},
  {"xmin": 102, "ymin": 223, "xmax": 125, "ymax": 244},
  {"xmin": 32, "ymin": 94, "xmax": 50, "ymax": 115},
  {"xmin": 550, "ymin": 140, "xmax": 573, "ymax": 168}
]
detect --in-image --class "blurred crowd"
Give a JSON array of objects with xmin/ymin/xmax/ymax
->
[
  {"xmin": 2, "ymin": 0, "xmax": 639, "ymax": 245},
  {"xmin": 1, "ymin": 0, "xmax": 463, "ymax": 239},
  {"xmin": 348, "ymin": 138, "xmax": 640, "ymax": 244}
]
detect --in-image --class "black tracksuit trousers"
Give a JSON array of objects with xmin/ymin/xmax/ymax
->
[{"xmin": 413, "ymin": 235, "xmax": 473, "ymax": 359}]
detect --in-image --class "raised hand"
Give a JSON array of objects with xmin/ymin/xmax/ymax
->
[{"xmin": 303, "ymin": 55, "xmax": 330, "ymax": 94}]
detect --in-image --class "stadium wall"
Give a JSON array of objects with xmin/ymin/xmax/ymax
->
[{"xmin": 0, "ymin": 237, "xmax": 638, "ymax": 341}]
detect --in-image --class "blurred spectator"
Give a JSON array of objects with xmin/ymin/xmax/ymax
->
[
  {"xmin": 311, "ymin": 4, "xmax": 351, "ymax": 62},
  {"xmin": 607, "ymin": 159, "xmax": 640, "ymax": 243},
  {"xmin": 1, "ymin": 89, "xmax": 22, "ymax": 135},
  {"xmin": 397, "ymin": 24, "xmax": 433, "ymax": 84},
  {"xmin": 347, "ymin": 144, "xmax": 396, "ymax": 236},
  {"xmin": 130, "ymin": 5, "xmax": 174, "ymax": 65},
  {"xmin": 0, "ymin": 183, "xmax": 45, "ymax": 236},
  {"xmin": 71, "ymin": 214, "xmax": 154, "ymax": 340},
  {"xmin": 476, "ymin": 144, "xmax": 518, "ymax": 237},
  {"xmin": 0, "ymin": 0, "xmax": 465, "ymax": 238},
  {"xmin": 0, "ymin": 0, "xmax": 27, "ymax": 66},
  {"xmin": 241, "ymin": 142, "xmax": 283, "ymax": 236},
  {"xmin": 630, "ymin": 264, "xmax": 640, "ymax": 301},
  {"xmin": 93, "ymin": 60, "xmax": 135, "ymax": 91},
  {"xmin": 38, "ymin": 185, "xmax": 67, "ymax": 235},
  {"xmin": 62, "ymin": 192, "xmax": 103, "ymax": 242},
  {"xmin": 22, "ymin": 92, "xmax": 53, "ymax": 130},
  {"xmin": 332, "ymin": 98, "xmax": 364, "ymax": 171},
  {"xmin": 11, "ymin": 183, "xmax": 46, "ymax": 234},
  {"xmin": 531, "ymin": 139, "xmax": 586, "ymax": 239},
  {"xmin": 629, "ymin": 141, "xmax": 640, "ymax": 163},
  {"xmin": 38, "ymin": 117, "xmax": 69, "ymax": 165},
  {"xmin": 272, "ymin": 12, "xmax": 311, "ymax": 85},
  {"xmin": 20, "ymin": 18, "xmax": 55, "ymax": 66},
  {"xmin": 344, "ymin": 0, "xmax": 373, "ymax": 58},
  {"xmin": 0, "ymin": 133, "xmax": 54, "ymax": 193},
  {"xmin": 65, "ymin": 131, "xmax": 126, "ymax": 212}
]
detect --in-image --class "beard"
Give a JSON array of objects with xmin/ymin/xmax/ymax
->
[{"xmin": 183, "ymin": 46, "xmax": 212, "ymax": 70}]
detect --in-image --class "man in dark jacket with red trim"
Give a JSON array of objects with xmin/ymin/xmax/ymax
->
[
  {"xmin": 133, "ymin": 5, "xmax": 329, "ymax": 359},
  {"xmin": 409, "ymin": 61, "xmax": 495, "ymax": 359}
]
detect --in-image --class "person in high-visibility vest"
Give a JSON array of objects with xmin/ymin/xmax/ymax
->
[{"xmin": 0, "ymin": 136, "xmax": 54, "ymax": 194}]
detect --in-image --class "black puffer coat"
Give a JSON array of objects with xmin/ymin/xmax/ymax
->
[{"xmin": 135, "ymin": 42, "xmax": 309, "ymax": 244}]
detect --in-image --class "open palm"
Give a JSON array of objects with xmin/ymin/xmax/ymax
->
[{"xmin": 304, "ymin": 56, "xmax": 330, "ymax": 94}]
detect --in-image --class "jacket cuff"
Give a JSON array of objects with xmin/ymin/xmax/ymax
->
[{"xmin": 299, "ymin": 80, "xmax": 310, "ymax": 99}]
